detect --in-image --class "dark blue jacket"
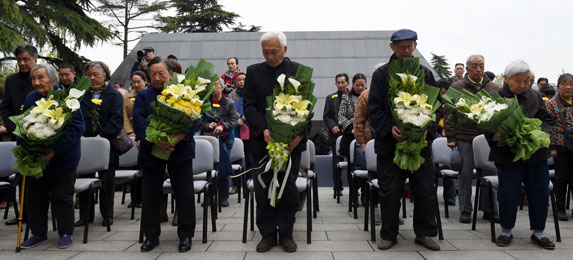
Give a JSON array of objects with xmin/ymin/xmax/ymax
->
[
  {"xmin": 132, "ymin": 86, "xmax": 197, "ymax": 167},
  {"xmin": 23, "ymin": 90, "xmax": 85, "ymax": 172},
  {"xmin": 80, "ymin": 83, "xmax": 123, "ymax": 166}
]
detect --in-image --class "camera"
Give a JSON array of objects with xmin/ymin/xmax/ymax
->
[
  {"xmin": 136, "ymin": 47, "xmax": 154, "ymax": 62},
  {"xmin": 222, "ymin": 83, "xmax": 236, "ymax": 95}
]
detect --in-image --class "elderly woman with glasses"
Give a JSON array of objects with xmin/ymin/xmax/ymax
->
[
  {"xmin": 76, "ymin": 61, "xmax": 124, "ymax": 228},
  {"xmin": 487, "ymin": 60, "xmax": 555, "ymax": 249},
  {"xmin": 20, "ymin": 64, "xmax": 85, "ymax": 249},
  {"xmin": 546, "ymin": 73, "xmax": 573, "ymax": 222}
]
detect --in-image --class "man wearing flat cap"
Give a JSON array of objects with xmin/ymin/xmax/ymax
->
[{"xmin": 367, "ymin": 29, "xmax": 440, "ymax": 251}]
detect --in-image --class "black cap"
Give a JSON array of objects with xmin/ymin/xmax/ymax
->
[
  {"xmin": 142, "ymin": 47, "xmax": 154, "ymax": 52},
  {"xmin": 391, "ymin": 29, "xmax": 418, "ymax": 42}
]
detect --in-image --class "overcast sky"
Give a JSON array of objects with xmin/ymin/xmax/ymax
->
[{"xmin": 79, "ymin": 0, "xmax": 572, "ymax": 83}]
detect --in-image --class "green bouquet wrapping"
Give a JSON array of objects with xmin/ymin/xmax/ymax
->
[
  {"xmin": 145, "ymin": 59, "xmax": 218, "ymax": 160},
  {"xmin": 258, "ymin": 65, "xmax": 317, "ymax": 207},
  {"xmin": 441, "ymin": 88, "xmax": 550, "ymax": 161},
  {"xmin": 388, "ymin": 58, "xmax": 441, "ymax": 172},
  {"xmin": 10, "ymin": 77, "xmax": 91, "ymax": 178}
]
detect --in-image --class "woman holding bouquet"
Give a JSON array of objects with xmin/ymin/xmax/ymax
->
[
  {"xmin": 546, "ymin": 73, "xmax": 573, "ymax": 221},
  {"xmin": 198, "ymin": 79, "xmax": 238, "ymax": 207},
  {"xmin": 338, "ymin": 73, "xmax": 367, "ymax": 169},
  {"xmin": 20, "ymin": 64, "xmax": 85, "ymax": 249},
  {"xmin": 489, "ymin": 60, "xmax": 555, "ymax": 249},
  {"xmin": 132, "ymin": 57, "xmax": 197, "ymax": 252},
  {"xmin": 76, "ymin": 62, "xmax": 123, "ymax": 228}
]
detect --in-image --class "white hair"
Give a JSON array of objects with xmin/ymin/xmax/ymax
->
[
  {"xmin": 504, "ymin": 60, "xmax": 530, "ymax": 79},
  {"xmin": 466, "ymin": 54, "xmax": 485, "ymax": 67},
  {"xmin": 259, "ymin": 31, "xmax": 287, "ymax": 47},
  {"xmin": 31, "ymin": 64, "xmax": 59, "ymax": 86}
]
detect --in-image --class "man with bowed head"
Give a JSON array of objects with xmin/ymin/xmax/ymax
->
[
  {"xmin": 244, "ymin": 31, "xmax": 309, "ymax": 253},
  {"xmin": 367, "ymin": 29, "xmax": 440, "ymax": 251}
]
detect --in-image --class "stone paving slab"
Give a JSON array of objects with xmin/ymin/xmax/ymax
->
[{"xmin": 0, "ymin": 187, "xmax": 572, "ymax": 260}]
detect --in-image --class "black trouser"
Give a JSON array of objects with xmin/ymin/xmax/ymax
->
[
  {"xmin": 78, "ymin": 167, "xmax": 116, "ymax": 221},
  {"xmin": 141, "ymin": 159, "xmax": 195, "ymax": 239},
  {"xmin": 554, "ymin": 150, "xmax": 573, "ymax": 210},
  {"xmin": 377, "ymin": 148, "xmax": 437, "ymax": 241},
  {"xmin": 253, "ymin": 149, "xmax": 301, "ymax": 239},
  {"xmin": 331, "ymin": 143, "xmax": 343, "ymax": 191},
  {"xmin": 27, "ymin": 169, "xmax": 76, "ymax": 237}
]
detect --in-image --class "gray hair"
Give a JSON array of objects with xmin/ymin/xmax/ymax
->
[
  {"xmin": 259, "ymin": 31, "xmax": 287, "ymax": 47},
  {"xmin": 504, "ymin": 60, "xmax": 531, "ymax": 79},
  {"xmin": 31, "ymin": 64, "xmax": 58, "ymax": 86},
  {"xmin": 466, "ymin": 54, "xmax": 485, "ymax": 67}
]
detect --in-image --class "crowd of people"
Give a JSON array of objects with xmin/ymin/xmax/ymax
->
[{"xmin": 0, "ymin": 29, "xmax": 570, "ymax": 253}]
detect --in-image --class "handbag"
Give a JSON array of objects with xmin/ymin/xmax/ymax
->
[{"xmin": 112, "ymin": 130, "xmax": 134, "ymax": 155}]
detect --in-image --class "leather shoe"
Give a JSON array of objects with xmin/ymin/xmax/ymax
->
[
  {"xmin": 459, "ymin": 212, "xmax": 471, "ymax": 223},
  {"xmin": 141, "ymin": 237, "xmax": 159, "ymax": 252},
  {"xmin": 377, "ymin": 239, "xmax": 396, "ymax": 250},
  {"xmin": 74, "ymin": 219, "xmax": 86, "ymax": 227},
  {"xmin": 557, "ymin": 210, "xmax": 568, "ymax": 221},
  {"xmin": 256, "ymin": 235, "xmax": 277, "ymax": 252},
  {"xmin": 279, "ymin": 237, "xmax": 297, "ymax": 252},
  {"xmin": 178, "ymin": 237, "xmax": 192, "ymax": 252},
  {"xmin": 101, "ymin": 217, "xmax": 113, "ymax": 227},
  {"xmin": 482, "ymin": 213, "xmax": 500, "ymax": 223},
  {"xmin": 530, "ymin": 235, "xmax": 555, "ymax": 250},
  {"xmin": 415, "ymin": 236, "xmax": 440, "ymax": 251}
]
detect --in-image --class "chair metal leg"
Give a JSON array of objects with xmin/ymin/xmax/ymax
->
[
  {"xmin": 84, "ymin": 189, "xmax": 93, "ymax": 244},
  {"xmin": 313, "ymin": 174, "xmax": 320, "ymax": 214},
  {"xmin": 138, "ymin": 207, "xmax": 144, "ymax": 243},
  {"xmin": 210, "ymin": 186, "xmax": 217, "ymax": 232},
  {"xmin": 353, "ymin": 177, "xmax": 360, "ymax": 219},
  {"xmin": 472, "ymin": 178, "xmax": 482, "ymax": 230},
  {"xmin": 488, "ymin": 184, "xmax": 496, "ymax": 243},
  {"xmin": 364, "ymin": 183, "xmax": 369, "ymax": 232},
  {"xmin": 24, "ymin": 222, "xmax": 30, "ymax": 240},
  {"xmin": 348, "ymin": 173, "xmax": 354, "ymax": 213},
  {"xmin": 121, "ymin": 184, "xmax": 126, "ymax": 205},
  {"xmin": 435, "ymin": 191, "xmax": 444, "ymax": 240},
  {"xmin": 250, "ymin": 191, "xmax": 254, "ymax": 231},
  {"xmin": 370, "ymin": 185, "xmax": 377, "ymax": 242},
  {"xmin": 306, "ymin": 182, "xmax": 311, "ymax": 244},
  {"xmin": 237, "ymin": 174, "xmax": 242, "ymax": 204},
  {"xmin": 130, "ymin": 179, "xmax": 136, "ymax": 220},
  {"xmin": 550, "ymin": 190, "xmax": 561, "ymax": 242},
  {"xmin": 444, "ymin": 177, "xmax": 450, "ymax": 219},
  {"xmin": 203, "ymin": 187, "xmax": 208, "ymax": 244},
  {"xmin": 242, "ymin": 185, "xmax": 249, "ymax": 243}
]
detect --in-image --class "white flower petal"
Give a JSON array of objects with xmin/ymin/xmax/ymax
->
[
  {"xmin": 176, "ymin": 74, "xmax": 186, "ymax": 83},
  {"xmin": 277, "ymin": 74, "xmax": 286, "ymax": 91},
  {"xmin": 66, "ymin": 99, "xmax": 80, "ymax": 112},
  {"xmin": 288, "ymin": 78, "xmax": 301, "ymax": 93},
  {"xmin": 67, "ymin": 89, "xmax": 85, "ymax": 99},
  {"xmin": 197, "ymin": 77, "xmax": 211, "ymax": 85}
]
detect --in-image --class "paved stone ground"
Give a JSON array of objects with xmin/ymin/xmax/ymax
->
[{"xmin": 0, "ymin": 187, "xmax": 572, "ymax": 260}]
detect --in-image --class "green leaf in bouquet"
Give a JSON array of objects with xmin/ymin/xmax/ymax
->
[
  {"xmin": 388, "ymin": 57, "xmax": 425, "ymax": 96},
  {"xmin": 12, "ymin": 144, "xmax": 49, "ymax": 178},
  {"xmin": 68, "ymin": 76, "xmax": 91, "ymax": 95},
  {"xmin": 394, "ymin": 138, "xmax": 428, "ymax": 173},
  {"xmin": 47, "ymin": 90, "xmax": 66, "ymax": 101}
]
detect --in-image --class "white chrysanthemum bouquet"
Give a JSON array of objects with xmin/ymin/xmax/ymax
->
[
  {"xmin": 389, "ymin": 58, "xmax": 441, "ymax": 172},
  {"xmin": 10, "ymin": 78, "xmax": 90, "ymax": 178},
  {"xmin": 260, "ymin": 65, "xmax": 316, "ymax": 207},
  {"xmin": 442, "ymin": 88, "xmax": 550, "ymax": 161}
]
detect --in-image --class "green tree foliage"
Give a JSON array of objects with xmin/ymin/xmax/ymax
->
[
  {"xmin": 95, "ymin": 0, "xmax": 168, "ymax": 58},
  {"xmin": 0, "ymin": 0, "xmax": 112, "ymax": 70},
  {"xmin": 159, "ymin": 0, "xmax": 259, "ymax": 33},
  {"xmin": 430, "ymin": 53, "xmax": 452, "ymax": 79}
]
